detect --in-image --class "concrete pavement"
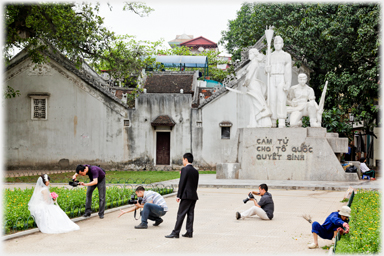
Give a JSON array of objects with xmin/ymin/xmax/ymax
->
[
  {"xmin": 4, "ymin": 174, "xmax": 381, "ymax": 191},
  {"xmin": 2, "ymin": 175, "xmax": 381, "ymax": 255},
  {"xmin": 154, "ymin": 174, "xmax": 381, "ymax": 191},
  {"xmin": 1, "ymin": 188, "xmax": 374, "ymax": 255}
]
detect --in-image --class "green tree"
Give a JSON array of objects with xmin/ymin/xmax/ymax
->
[
  {"xmin": 220, "ymin": 3, "xmax": 380, "ymax": 135},
  {"xmin": 89, "ymin": 35, "xmax": 162, "ymax": 82},
  {"xmin": 4, "ymin": 2, "xmax": 154, "ymax": 98},
  {"xmin": 89, "ymin": 36, "xmax": 164, "ymax": 108}
]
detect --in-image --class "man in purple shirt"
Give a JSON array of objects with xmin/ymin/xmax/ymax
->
[{"xmin": 73, "ymin": 165, "xmax": 106, "ymax": 219}]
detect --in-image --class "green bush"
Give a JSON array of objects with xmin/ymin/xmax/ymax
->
[
  {"xmin": 3, "ymin": 185, "xmax": 173, "ymax": 234},
  {"xmin": 335, "ymin": 190, "xmax": 381, "ymax": 254}
]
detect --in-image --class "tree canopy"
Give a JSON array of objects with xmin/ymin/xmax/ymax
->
[
  {"xmin": 220, "ymin": 3, "xmax": 380, "ymax": 136},
  {"xmin": 4, "ymin": 2, "xmax": 154, "ymax": 81}
]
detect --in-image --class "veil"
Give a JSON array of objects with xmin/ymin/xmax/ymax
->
[{"xmin": 28, "ymin": 177, "xmax": 53, "ymax": 215}]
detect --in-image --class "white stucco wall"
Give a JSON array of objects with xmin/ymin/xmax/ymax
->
[
  {"xmin": 199, "ymin": 91, "xmax": 240, "ymax": 166},
  {"xmin": 5, "ymin": 57, "xmax": 129, "ymax": 169},
  {"xmin": 127, "ymin": 93, "xmax": 193, "ymax": 168}
]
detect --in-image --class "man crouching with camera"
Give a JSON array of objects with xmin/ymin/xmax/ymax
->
[
  {"xmin": 118, "ymin": 186, "xmax": 168, "ymax": 229},
  {"xmin": 236, "ymin": 183, "xmax": 274, "ymax": 221}
]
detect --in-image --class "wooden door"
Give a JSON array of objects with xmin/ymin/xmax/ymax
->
[{"xmin": 156, "ymin": 132, "xmax": 170, "ymax": 165}]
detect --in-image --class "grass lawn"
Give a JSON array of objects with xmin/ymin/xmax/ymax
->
[
  {"xmin": 335, "ymin": 190, "xmax": 380, "ymax": 254},
  {"xmin": 5, "ymin": 170, "xmax": 216, "ymax": 184}
]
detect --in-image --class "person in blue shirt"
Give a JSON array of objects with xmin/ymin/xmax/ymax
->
[{"xmin": 308, "ymin": 206, "xmax": 351, "ymax": 249}]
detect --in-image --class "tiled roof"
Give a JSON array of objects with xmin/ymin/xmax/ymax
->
[
  {"xmin": 114, "ymin": 89, "xmax": 133, "ymax": 99},
  {"xmin": 180, "ymin": 36, "xmax": 217, "ymax": 47},
  {"xmin": 144, "ymin": 72, "xmax": 194, "ymax": 94},
  {"xmin": 198, "ymin": 74, "xmax": 237, "ymax": 109},
  {"xmin": 200, "ymin": 89, "xmax": 213, "ymax": 99},
  {"xmin": 151, "ymin": 115, "xmax": 176, "ymax": 127}
]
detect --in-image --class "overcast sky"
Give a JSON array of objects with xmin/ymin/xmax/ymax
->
[{"xmin": 98, "ymin": 0, "xmax": 245, "ymax": 56}]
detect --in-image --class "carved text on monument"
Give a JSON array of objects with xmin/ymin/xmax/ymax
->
[{"xmin": 255, "ymin": 137, "xmax": 313, "ymax": 161}]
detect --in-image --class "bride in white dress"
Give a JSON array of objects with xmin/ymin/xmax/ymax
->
[{"xmin": 28, "ymin": 174, "xmax": 80, "ymax": 234}]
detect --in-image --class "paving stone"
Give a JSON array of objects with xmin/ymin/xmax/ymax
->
[{"xmin": 3, "ymin": 187, "xmax": 353, "ymax": 255}]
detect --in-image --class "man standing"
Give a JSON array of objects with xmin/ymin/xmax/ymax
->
[
  {"xmin": 118, "ymin": 186, "xmax": 168, "ymax": 229},
  {"xmin": 165, "ymin": 153, "xmax": 199, "ymax": 238},
  {"xmin": 266, "ymin": 36, "xmax": 292, "ymax": 128},
  {"xmin": 73, "ymin": 165, "xmax": 106, "ymax": 219},
  {"xmin": 236, "ymin": 183, "xmax": 274, "ymax": 221}
]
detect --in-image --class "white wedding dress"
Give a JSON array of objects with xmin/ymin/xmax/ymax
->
[{"xmin": 28, "ymin": 177, "xmax": 80, "ymax": 234}]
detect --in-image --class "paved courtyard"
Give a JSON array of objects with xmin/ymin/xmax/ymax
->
[{"xmin": 3, "ymin": 187, "xmax": 350, "ymax": 255}]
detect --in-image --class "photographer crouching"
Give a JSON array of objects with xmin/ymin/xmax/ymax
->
[
  {"xmin": 118, "ymin": 186, "xmax": 168, "ymax": 229},
  {"xmin": 236, "ymin": 183, "xmax": 274, "ymax": 221},
  {"xmin": 72, "ymin": 164, "xmax": 106, "ymax": 219}
]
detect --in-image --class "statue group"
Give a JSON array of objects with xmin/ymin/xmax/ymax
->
[{"xmin": 227, "ymin": 29, "xmax": 327, "ymax": 128}]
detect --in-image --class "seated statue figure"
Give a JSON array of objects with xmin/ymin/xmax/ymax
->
[{"xmin": 286, "ymin": 73, "xmax": 321, "ymax": 127}]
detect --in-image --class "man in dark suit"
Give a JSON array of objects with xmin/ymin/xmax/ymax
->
[{"xmin": 165, "ymin": 153, "xmax": 199, "ymax": 238}]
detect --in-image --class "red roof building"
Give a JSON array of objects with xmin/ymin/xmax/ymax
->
[{"xmin": 180, "ymin": 36, "xmax": 218, "ymax": 53}]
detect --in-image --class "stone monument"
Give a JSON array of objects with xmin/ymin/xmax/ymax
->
[
  {"xmin": 226, "ymin": 48, "xmax": 272, "ymax": 128},
  {"xmin": 265, "ymin": 35, "xmax": 292, "ymax": 128},
  {"xmin": 287, "ymin": 73, "xmax": 326, "ymax": 127},
  {"xmin": 218, "ymin": 27, "xmax": 357, "ymax": 182}
]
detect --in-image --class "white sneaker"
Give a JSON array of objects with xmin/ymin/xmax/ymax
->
[{"xmin": 308, "ymin": 243, "xmax": 319, "ymax": 249}]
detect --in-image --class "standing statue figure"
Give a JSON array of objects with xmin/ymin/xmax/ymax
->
[
  {"xmin": 286, "ymin": 73, "xmax": 321, "ymax": 127},
  {"xmin": 244, "ymin": 49, "xmax": 272, "ymax": 127},
  {"xmin": 265, "ymin": 36, "xmax": 292, "ymax": 128},
  {"xmin": 226, "ymin": 49, "xmax": 272, "ymax": 127}
]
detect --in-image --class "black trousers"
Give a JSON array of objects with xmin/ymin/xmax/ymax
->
[
  {"xmin": 85, "ymin": 178, "xmax": 106, "ymax": 217},
  {"xmin": 172, "ymin": 199, "xmax": 196, "ymax": 235}
]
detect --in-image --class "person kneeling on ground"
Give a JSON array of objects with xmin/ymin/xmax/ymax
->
[
  {"xmin": 359, "ymin": 157, "xmax": 376, "ymax": 180},
  {"xmin": 308, "ymin": 206, "xmax": 351, "ymax": 249},
  {"xmin": 118, "ymin": 186, "xmax": 168, "ymax": 229},
  {"xmin": 236, "ymin": 183, "xmax": 274, "ymax": 221}
]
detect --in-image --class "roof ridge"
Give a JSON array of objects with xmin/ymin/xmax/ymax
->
[
  {"xmin": 180, "ymin": 36, "xmax": 217, "ymax": 46},
  {"xmin": 6, "ymin": 46, "xmax": 129, "ymax": 110}
]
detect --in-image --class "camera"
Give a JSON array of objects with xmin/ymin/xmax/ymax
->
[
  {"xmin": 69, "ymin": 179, "xmax": 81, "ymax": 187},
  {"xmin": 243, "ymin": 192, "xmax": 256, "ymax": 204},
  {"xmin": 128, "ymin": 194, "xmax": 143, "ymax": 205}
]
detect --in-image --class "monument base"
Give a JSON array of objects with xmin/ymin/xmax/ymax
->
[
  {"xmin": 216, "ymin": 163, "xmax": 240, "ymax": 179},
  {"xmin": 217, "ymin": 127, "xmax": 359, "ymax": 181}
]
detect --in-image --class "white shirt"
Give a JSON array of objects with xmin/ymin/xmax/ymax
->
[{"xmin": 360, "ymin": 162, "xmax": 370, "ymax": 173}]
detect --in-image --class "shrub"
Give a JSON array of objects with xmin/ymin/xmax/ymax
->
[{"xmin": 3, "ymin": 185, "xmax": 173, "ymax": 234}]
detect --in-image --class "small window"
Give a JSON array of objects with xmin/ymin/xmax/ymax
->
[
  {"xmin": 33, "ymin": 99, "xmax": 46, "ymax": 118},
  {"xmin": 221, "ymin": 127, "xmax": 230, "ymax": 139},
  {"xmin": 124, "ymin": 120, "xmax": 130, "ymax": 127},
  {"xmin": 29, "ymin": 93, "xmax": 49, "ymax": 120}
]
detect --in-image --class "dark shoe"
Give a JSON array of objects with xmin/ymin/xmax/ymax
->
[
  {"xmin": 135, "ymin": 223, "xmax": 148, "ymax": 229},
  {"xmin": 165, "ymin": 233, "xmax": 179, "ymax": 238},
  {"xmin": 83, "ymin": 213, "xmax": 91, "ymax": 218},
  {"xmin": 182, "ymin": 232, "xmax": 193, "ymax": 238},
  {"xmin": 236, "ymin": 212, "xmax": 241, "ymax": 220},
  {"xmin": 153, "ymin": 218, "xmax": 163, "ymax": 226},
  {"xmin": 99, "ymin": 215, "xmax": 104, "ymax": 219}
]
